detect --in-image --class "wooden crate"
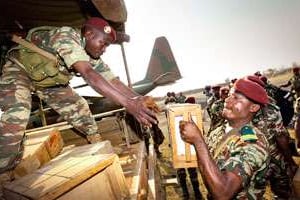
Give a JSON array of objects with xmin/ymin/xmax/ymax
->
[
  {"xmin": 13, "ymin": 128, "xmax": 64, "ymax": 178},
  {"xmin": 166, "ymin": 103, "xmax": 203, "ymax": 169},
  {"xmin": 3, "ymin": 142, "xmax": 129, "ymax": 200}
]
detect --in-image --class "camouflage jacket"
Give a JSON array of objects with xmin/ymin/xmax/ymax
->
[
  {"xmin": 176, "ymin": 95, "xmax": 186, "ymax": 103},
  {"xmin": 206, "ymin": 123, "xmax": 270, "ymax": 199},
  {"xmin": 289, "ymin": 74, "xmax": 300, "ymax": 94},
  {"xmin": 23, "ymin": 26, "xmax": 116, "ymax": 81},
  {"xmin": 252, "ymin": 102, "xmax": 289, "ymax": 159},
  {"xmin": 265, "ymin": 83, "xmax": 280, "ymax": 101},
  {"xmin": 206, "ymin": 95, "xmax": 219, "ymax": 117},
  {"xmin": 208, "ymin": 98, "xmax": 225, "ymax": 133}
]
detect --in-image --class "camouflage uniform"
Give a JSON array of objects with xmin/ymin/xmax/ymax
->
[
  {"xmin": 205, "ymin": 124, "xmax": 270, "ymax": 199},
  {"xmin": 0, "ymin": 26, "xmax": 116, "ymax": 172},
  {"xmin": 206, "ymin": 95, "xmax": 218, "ymax": 118},
  {"xmin": 253, "ymin": 101, "xmax": 296, "ymax": 198},
  {"xmin": 288, "ymin": 74, "xmax": 300, "ymax": 98},
  {"xmin": 265, "ymin": 83, "xmax": 280, "ymax": 100},
  {"xmin": 176, "ymin": 94, "xmax": 186, "ymax": 103},
  {"xmin": 207, "ymin": 98, "xmax": 225, "ymax": 133}
]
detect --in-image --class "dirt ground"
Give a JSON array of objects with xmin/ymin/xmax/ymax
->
[{"xmin": 154, "ymin": 109, "xmax": 300, "ymax": 200}]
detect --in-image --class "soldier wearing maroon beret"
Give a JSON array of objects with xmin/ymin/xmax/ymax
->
[
  {"xmin": 0, "ymin": 17, "xmax": 159, "ymax": 174},
  {"xmin": 179, "ymin": 78, "xmax": 270, "ymax": 199},
  {"xmin": 247, "ymin": 73, "xmax": 298, "ymax": 198}
]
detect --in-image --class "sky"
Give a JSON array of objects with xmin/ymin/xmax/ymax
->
[{"xmin": 75, "ymin": 0, "xmax": 300, "ymax": 97}]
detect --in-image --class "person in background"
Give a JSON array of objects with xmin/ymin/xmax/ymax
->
[
  {"xmin": 176, "ymin": 92, "xmax": 187, "ymax": 103},
  {"xmin": 280, "ymin": 64, "xmax": 300, "ymax": 149},
  {"xmin": 206, "ymin": 85, "xmax": 221, "ymax": 118},
  {"xmin": 207, "ymin": 86, "xmax": 229, "ymax": 133},
  {"xmin": 248, "ymin": 75, "xmax": 297, "ymax": 199},
  {"xmin": 165, "ymin": 92, "xmax": 177, "ymax": 105},
  {"xmin": 0, "ymin": 17, "xmax": 159, "ymax": 174},
  {"xmin": 179, "ymin": 77, "xmax": 270, "ymax": 199},
  {"xmin": 280, "ymin": 64, "xmax": 300, "ymax": 99}
]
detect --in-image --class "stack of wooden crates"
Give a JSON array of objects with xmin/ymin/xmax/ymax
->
[{"xmin": 3, "ymin": 128, "xmax": 130, "ymax": 200}]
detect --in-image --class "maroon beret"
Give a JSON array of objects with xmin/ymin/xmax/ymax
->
[
  {"xmin": 84, "ymin": 17, "xmax": 116, "ymax": 42},
  {"xmin": 220, "ymin": 86, "xmax": 229, "ymax": 94},
  {"xmin": 293, "ymin": 66, "xmax": 300, "ymax": 73},
  {"xmin": 185, "ymin": 97, "xmax": 196, "ymax": 104},
  {"xmin": 233, "ymin": 78, "xmax": 269, "ymax": 106},
  {"xmin": 259, "ymin": 76, "xmax": 268, "ymax": 84},
  {"xmin": 245, "ymin": 75, "xmax": 265, "ymax": 87}
]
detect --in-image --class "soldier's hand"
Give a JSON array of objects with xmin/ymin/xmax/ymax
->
[
  {"xmin": 179, "ymin": 119, "xmax": 202, "ymax": 145},
  {"xmin": 142, "ymin": 96, "xmax": 161, "ymax": 113},
  {"xmin": 126, "ymin": 96, "xmax": 158, "ymax": 127}
]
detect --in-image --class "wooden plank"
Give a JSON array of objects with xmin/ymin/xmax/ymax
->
[
  {"xmin": 104, "ymin": 156, "xmax": 130, "ymax": 199},
  {"xmin": 166, "ymin": 104, "xmax": 203, "ymax": 168},
  {"xmin": 13, "ymin": 142, "xmax": 51, "ymax": 178},
  {"xmin": 44, "ymin": 129, "xmax": 64, "ymax": 158},
  {"xmin": 13, "ymin": 128, "xmax": 64, "ymax": 178},
  {"xmin": 148, "ymin": 145, "xmax": 163, "ymax": 200}
]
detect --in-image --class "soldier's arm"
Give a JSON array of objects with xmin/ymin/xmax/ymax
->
[
  {"xmin": 279, "ymin": 80, "xmax": 291, "ymax": 88},
  {"xmin": 180, "ymin": 122, "xmax": 242, "ymax": 199},
  {"xmin": 109, "ymin": 77, "xmax": 139, "ymax": 98},
  {"xmin": 72, "ymin": 61, "xmax": 157, "ymax": 126}
]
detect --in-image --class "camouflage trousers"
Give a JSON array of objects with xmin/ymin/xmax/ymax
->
[{"xmin": 0, "ymin": 60, "xmax": 98, "ymax": 173}]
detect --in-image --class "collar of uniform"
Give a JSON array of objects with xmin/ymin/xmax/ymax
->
[{"xmin": 225, "ymin": 123, "xmax": 234, "ymax": 134}]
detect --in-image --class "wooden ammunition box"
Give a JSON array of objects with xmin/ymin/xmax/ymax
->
[
  {"xmin": 13, "ymin": 128, "xmax": 64, "ymax": 178},
  {"xmin": 166, "ymin": 103, "xmax": 203, "ymax": 169},
  {"xmin": 4, "ymin": 142, "xmax": 129, "ymax": 200}
]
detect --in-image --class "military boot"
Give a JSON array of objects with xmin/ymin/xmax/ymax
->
[{"xmin": 86, "ymin": 134, "xmax": 103, "ymax": 143}]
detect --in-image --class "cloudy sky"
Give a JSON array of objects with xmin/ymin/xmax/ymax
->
[{"xmin": 78, "ymin": 0, "xmax": 300, "ymax": 97}]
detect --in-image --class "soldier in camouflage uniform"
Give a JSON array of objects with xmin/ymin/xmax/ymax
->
[
  {"xmin": 247, "ymin": 75, "xmax": 298, "ymax": 199},
  {"xmin": 206, "ymin": 85, "xmax": 220, "ymax": 118},
  {"xmin": 175, "ymin": 92, "xmax": 186, "ymax": 104},
  {"xmin": 179, "ymin": 78, "xmax": 270, "ymax": 199},
  {"xmin": 208, "ymin": 86, "xmax": 229, "ymax": 133},
  {"xmin": 280, "ymin": 64, "xmax": 300, "ymax": 99},
  {"xmin": 0, "ymin": 17, "xmax": 159, "ymax": 174},
  {"xmin": 281, "ymin": 65, "xmax": 300, "ymax": 149}
]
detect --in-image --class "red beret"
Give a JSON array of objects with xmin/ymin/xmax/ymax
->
[
  {"xmin": 220, "ymin": 86, "xmax": 229, "ymax": 94},
  {"xmin": 245, "ymin": 75, "xmax": 265, "ymax": 87},
  {"xmin": 293, "ymin": 66, "xmax": 300, "ymax": 73},
  {"xmin": 212, "ymin": 85, "xmax": 221, "ymax": 90},
  {"xmin": 259, "ymin": 76, "xmax": 268, "ymax": 84},
  {"xmin": 233, "ymin": 78, "xmax": 269, "ymax": 106},
  {"xmin": 185, "ymin": 97, "xmax": 196, "ymax": 104},
  {"xmin": 84, "ymin": 17, "xmax": 116, "ymax": 42}
]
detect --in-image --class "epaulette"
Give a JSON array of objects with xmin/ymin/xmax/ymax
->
[{"xmin": 240, "ymin": 125, "xmax": 257, "ymax": 142}]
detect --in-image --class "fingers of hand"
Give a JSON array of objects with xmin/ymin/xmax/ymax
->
[
  {"xmin": 143, "ymin": 96, "xmax": 161, "ymax": 113},
  {"xmin": 188, "ymin": 112, "xmax": 195, "ymax": 124}
]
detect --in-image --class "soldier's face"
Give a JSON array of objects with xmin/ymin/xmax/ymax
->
[
  {"xmin": 85, "ymin": 30, "xmax": 112, "ymax": 59},
  {"xmin": 222, "ymin": 92, "xmax": 254, "ymax": 121}
]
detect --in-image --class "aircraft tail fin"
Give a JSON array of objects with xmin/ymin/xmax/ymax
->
[{"xmin": 132, "ymin": 36, "xmax": 182, "ymax": 94}]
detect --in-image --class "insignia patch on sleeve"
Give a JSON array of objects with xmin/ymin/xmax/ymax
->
[{"xmin": 240, "ymin": 125, "xmax": 258, "ymax": 142}]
